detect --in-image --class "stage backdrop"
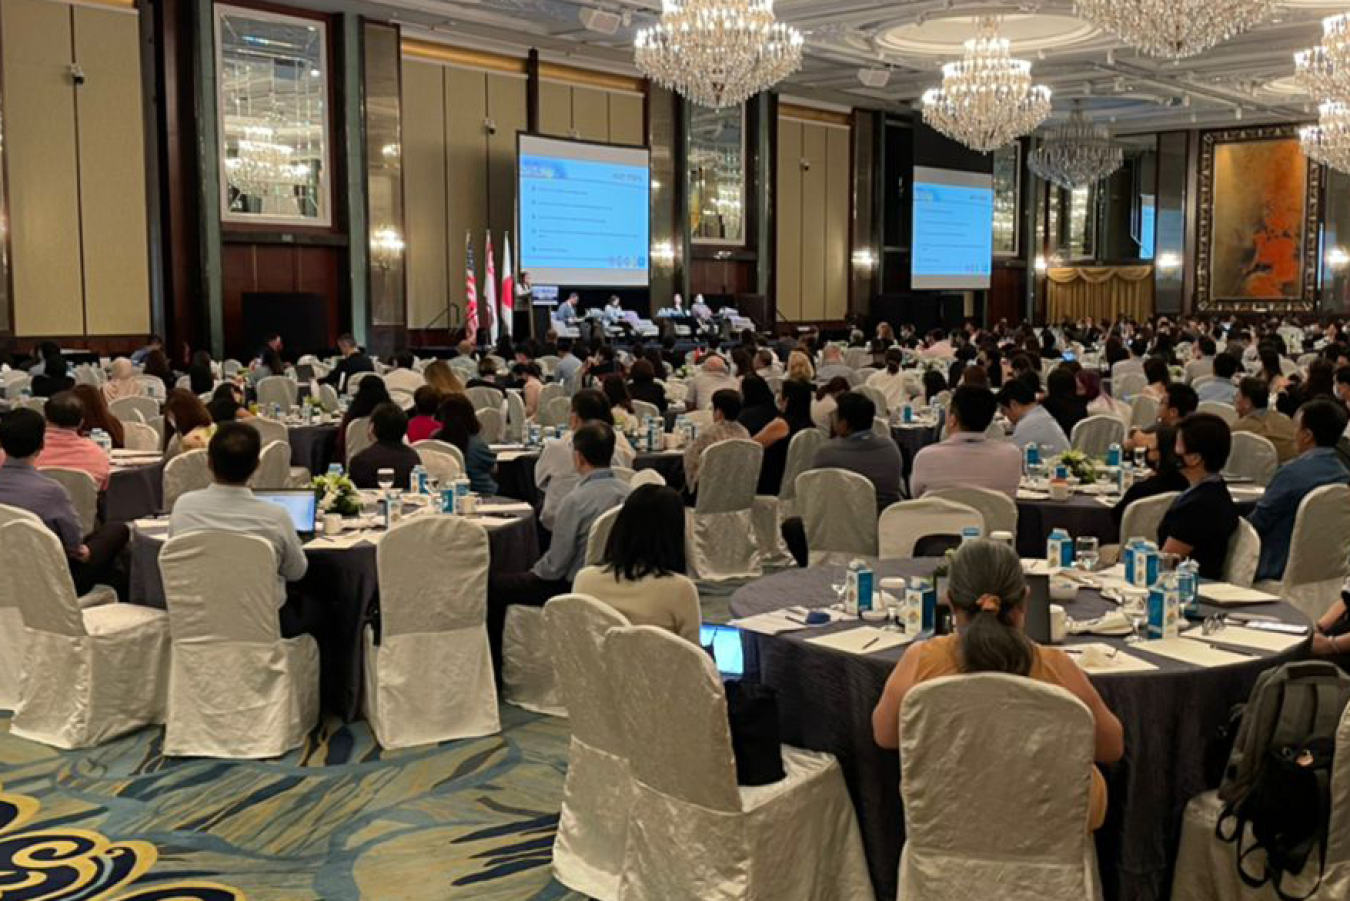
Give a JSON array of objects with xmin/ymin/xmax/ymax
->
[{"xmin": 1195, "ymin": 125, "xmax": 1321, "ymax": 312}]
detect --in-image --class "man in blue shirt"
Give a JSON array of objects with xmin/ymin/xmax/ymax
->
[
  {"xmin": 552, "ymin": 339, "xmax": 584, "ymax": 394},
  {"xmin": 996, "ymin": 379, "xmax": 1069, "ymax": 455},
  {"xmin": 1196, "ymin": 353, "xmax": 1240, "ymax": 405},
  {"xmin": 1249, "ymin": 399, "xmax": 1350, "ymax": 582}
]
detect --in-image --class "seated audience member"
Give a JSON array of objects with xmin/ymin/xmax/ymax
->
[
  {"xmin": 130, "ymin": 335, "xmax": 164, "ymax": 367},
  {"xmin": 349, "ymin": 402, "xmax": 422, "ymax": 491},
  {"xmin": 1141, "ymin": 356, "xmax": 1171, "ymax": 402},
  {"xmin": 1111, "ymin": 424, "xmax": 1187, "ymax": 525},
  {"xmin": 1078, "ymin": 369, "xmax": 1130, "ymax": 421},
  {"xmin": 627, "ymin": 359, "xmax": 667, "ymax": 413},
  {"xmin": 867, "ymin": 347, "xmax": 909, "ymax": 412},
  {"xmin": 810, "ymin": 392, "xmax": 902, "ymax": 510},
  {"xmin": 1042, "ymin": 367, "xmax": 1088, "ymax": 437},
  {"xmin": 685, "ymin": 354, "xmax": 738, "ymax": 410},
  {"xmin": 384, "ymin": 352, "xmax": 423, "ymax": 395},
  {"xmin": 1126, "ymin": 382, "xmax": 1199, "ymax": 455},
  {"xmin": 1196, "ymin": 353, "xmax": 1240, "ymax": 405},
  {"xmin": 488, "ymin": 422, "xmax": 631, "ymax": 666},
  {"xmin": 72, "ymin": 384, "xmax": 125, "ymax": 450},
  {"xmin": 750, "ymin": 379, "xmax": 815, "ymax": 496},
  {"xmin": 35, "ymin": 392, "xmax": 111, "ymax": 490},
  {"xmin": 1158, "ymin": 413, "xmax": 1239, "ymax": 579},
  {"xmin": 921, "ymin": 370, "xmax": 948, "ymax": 404},
  {"xmin": 249, "ymin": 348, "xmax": 286, "ymax": 387},
  {"xmin": 467, "ymin": 358, "xmax": 508, "ymax": 395},
  {"xmin": 32, "ymin": 355, "xmax": 74, "ymax": 398},
  {"xmin": 435, "ymin": 394, "xmax": 499, "ymax": 495},
  {"xmin": 0, "ymin": 408, "xmax": 130, "ymax": 596},
  {"xmin": 163, "ymin": 388, "xmax": 216, "ymax": 457},
  {"xmin": 406, "ymin": 386, "xmax": 442, "ymax": 443},
  {"xmin": 684, "ymin": 389, "xmax": 749, "ymax": 491},
  {"xmin": 102, "ymin": 358, "xmax": 142, "ymax": 402},
  {"xmin": 602, "ymin": 374, "xmax": 636, "ymax": 433},
  {"xmin": 1232, "ymin": 376, "xmax": 1297, "ymax": 464},
  {"xmin": 206, "ymin": 383, "xmax": 252, "ymax": 424},
  {"xmin": 335, "ymin": 376, "xmax": 392, "ymax": 463},
  {"xmin": 753, "ymin": 349, "xmax": 783, "ymax": 379},
  {"xmin": 1248, "ymin": 399, "xmax": 1350, "ymax": 582},
  {"xmin": 141, "ymin": 349, "xmax": 176, "ymax": 398},
  {"xmin": 911, "ymin": 385, "xmax": 1022, "ymax": 499},
  {"xmin": 321, "ymin": 334, "xmax": 376, "ymax": 390},
  {"xmin": 870, "ymin": 539, "xmax": 1123, "ymax": 830},
  {"xmin": 536, "ymin": 390, "xmax": 635, "ymax": 530},
  {"xmin": 816, "ymin": 345, "xmax": 852, "ymax": 383},
  {"xmin": 423, "ymin": 359, "xmax": 466, "ymax": 398},
  {"xmin": 1185, "ymin": 336, "xmax": 1216, "ymax": 383},
  {"xmin": 997, "ymin": 379, "xmax": 1070, "ymax": 455},
  {"xmin": 516, "ymin": 363, "xmax": 545, "ymax": 417},
  {"xmin": 786, "ymin": 349, "xmax": 815, "ymax": 384},
  {"xmin": 169, "ymin": 422, "xmax": 316, "ymax": 637},
  {"xmin": 811, "ymin": 376, "xmax": 851, "ymax": 431},
  {"xmin": 553, "ymin": 340, "xmax": 583, "ymax": 392},
  {"xmin": 187, "ymin": 350, "xmax": 216, "ymax": 395},
  {"xmin": 573, "ymin": 485, "xmax": 701, "ymax": 644},
  {"xmin": 737, "ymin": 375, "xmax": 779, "ymax": 437},
  {"xmin": 1314, "ymin": 590, "xmax": 1350, "ymax": 670}
]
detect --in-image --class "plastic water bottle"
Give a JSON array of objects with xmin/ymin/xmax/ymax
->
[
  {"xmin": 1024, "ymin": 442, "xmax": 1041, "ymax": 475},
  {"xmin": 327, "ymin": 463, "xmax": 344, "ymax": 477},
  {"xmin": 1106, "ymin": 443, "xmax": 1122, "ymax": 468},
  {"xmin": 960, "ymin": 526, "xmax": 982, "ymax": 543}
]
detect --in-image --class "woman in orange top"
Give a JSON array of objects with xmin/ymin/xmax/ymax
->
[{"xmin": 871, "ymin": 540, "xmax": 1124, "ymax": 830}]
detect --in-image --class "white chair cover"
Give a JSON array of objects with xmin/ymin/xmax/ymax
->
[
  {"xmin": 365, "ymin": 517, "xmax": 500, "ymax": 746},
  {"xmin": 1173, "ymin": 701, "xmax": 1350, "ymax": 901},
  {"xmin": 466, "ymin": 385, "xmax": 503, "ymax": 411},
  {"xmin": 688, "ymin": 440, "xmax": 763, "ymax": 581},
  {"xmin": 317, "ymin": 383, "xmax": 340, "ymax": 413},
  {"xmin": 1116, "ymin": 372, "xmax": 1147, "ymax": 400},
  {"xmin": 255, "ymin": 375, "xmax": 298, "ymax": 409},
  {"xmin": 857, "ymin": 384, "xmax": 889, "ymax": 415},
  {"xmin": 477, "ymin": 406, "xmax": 506, "ymax": 444},
  {"xmin": 1222, "ymin": 518, "xmax": 1261, "ymax": 588},
  {"xmin": 586, "ymin": 505, "xmax": 623, "ymax": 566},
  {"xmin": 1255, "ymin": 485, "xmax": 1350, "ymax": 621},
  {"xmin": 162, "ymin": 449, "xmax": 212, "ymax": 512},
  {"xmin": 750, "ymin": 494, "xmax": 796, "ymax": 568},
  {"xmin": 925, "ymin": 486, "xmax": 1017, "ymax": 535},
  {"xmin": 878, "ymin": 498, "xmax": 982, "ymax": 558},
  {"xmin": 629, "ymin": 468, "xmax": 666, "ymax": 488},
  {"xmin": 3, "ymin": 520, "xmax": 168, "ymax": 749},
  {"xmin": 1198, "ymin": 401, "xmax": 1239, "ymax": 426},
  {"xmin": 539, "ymin": 380, "xmax": 567, "ymax": 408},
  {"xmin": 345, "ymin": 416, "xmax": 373, "ymax": 464},
  {"xmin": 249, "ymin": 441, "xmax": 292, "ymax": 491},
  {"xmin": 797, "ymin": 468, "xmax": 879, "ymax": 566},
  {"xmin": 413, "ymin": 439, "xmax": 465, "ymax": 483},
  {"xmin": 540, "ymin": 395, "xmax": 572, "ymax": 427},
  {"xmin": 1071, "ymin": 415, "xmax": 1127, "ymax": 458},
  {"xmin": 122, "ymin": 421, "xmax": 160, "ymax": 451},
  {"xmin": 1130, "ymin": 395, "xmax": 1159, "ymax": 430},
  {"xmin": 538, "ymin": 355, "xmax": 561, "ymax": 377},
  {"xmin": 605, "ymin": 625, "xmax": 873, "ymax": 901},
  {"xmin": 1119, "ymin": 492, "xmax": 1180, "ymax": 545},
  {"xmin": 505, "ymin": 390, "xmax": 527, "ymax": 442},
  {"xmin": 346, "ymin": 371, "xmax": 382, "ymax": 394},
  {"xmin": 545, "ymin": 594, "xmax": 634, "ymax": 900},
  {"xmin": 503, "ymin": 605, "xmax": 567, "ymax": 717},
  {"xmin": 42, "ymin": 467, "xmax": 98, "ymax": 535},
  {"xmin": 135, "ymin": 375, "xmax": 166, "ymax": 400},
  {"xmin": 158, "ymin": 530, "xmax": 318, "ymax": 757},
  {"xmin": 777, "ymin": 428, "xmax": 827, "ymax": 518},
  {"xmin": 247, "ymin": 416, "xmax": 289, "ymax": 447},
  {"xmin": 899, "ymin": 674, "xmax": 1100, "ymax": 901},
  {"xmin": 0, "ymin": 504, "xmax": 42, "ymax": 710},
  {"xmin": 110, "ymin": 395, "xmax": 160, "ymax": 424},
  {"xmin": 632, "ymin": 399, "xmax": 660, "ymax": 421},
  {"xmin": 1228, "ymin": 432, "xmax": 1279, "ymax": 487}
]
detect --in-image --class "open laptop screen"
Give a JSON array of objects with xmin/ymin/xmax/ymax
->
[{"xmin": 256, "ymin": 491, "xmax": 318, "ymax": 534}]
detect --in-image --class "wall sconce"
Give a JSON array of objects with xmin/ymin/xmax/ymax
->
[
  {"xmin": 650, "ymin": 241, "xmax": 676, "ymax": 266},
  {"xmin": 1034, "ymin": 254, "xmax": 1048, "ymax": 274},
  {"xmin": 370, "ymin": 226, "xmax": 405, "ymax": 271},
  {"xmin": 1156, "ymin": 251, "xmax": 1182, "ymax": 273},
  {"xmin": 1327, "ymin": 246, "xmax": 1350, "ymax": 271},
  {"xmin": 851, "ymin": 249, "xmax": 877, "ymax": 270}
]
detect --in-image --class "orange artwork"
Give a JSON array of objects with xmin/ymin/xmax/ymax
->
[{"xmin": 1210, "ymin": 138, "xmax": 1307, "ymax": 299}]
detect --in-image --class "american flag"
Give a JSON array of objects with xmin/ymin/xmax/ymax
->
[{"xmin": 464, "ymin": 231, "xmax": 478, "ymax": 345}]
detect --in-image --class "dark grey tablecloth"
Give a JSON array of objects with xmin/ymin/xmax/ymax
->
[
  {"xmin": 106, "ymin": 463, "xmax": 164, "ymax": 522},
  {"xmin": 288, "ymin": 424, "xmax": 338, "ymax": 475},
  {"xmin": 127, "ymin": 503, "xmax": 539, "ymax": 721},
  {"xmin": 495, "ymin": 449, "xmax": 687, "ymax": 507},
  {"xmin": 729, "ymin": 562, "xmax": 1311, "ymax": 901},
  {"xmin": 1016, "ymin": 492, "xmax": 1262, "ymax": 558},
  {"xmin": 890, "ymin": 423, "xmax": 941, "ymax": 485}
]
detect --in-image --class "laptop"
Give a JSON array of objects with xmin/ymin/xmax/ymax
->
[
  {"xmin": 699, "ymin": 624, "xmax": 746, "ymax": 679},
  {"xmin": 256, "ymin": 490, "xmax": 319, "ymax": 537}
]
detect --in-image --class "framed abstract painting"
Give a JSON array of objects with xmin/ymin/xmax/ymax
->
[{"xmin": 1195, "ymin": 125, "xmax": 1321, "ymax": 312}]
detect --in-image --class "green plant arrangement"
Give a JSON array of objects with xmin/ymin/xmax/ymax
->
[
  {"xmin": 1056, "ymin": 450, "xmax": 1099, "ymax": 485},
  {"xmin": 313, "ymin": 472, "xmax": 361, "ymax": 516}
]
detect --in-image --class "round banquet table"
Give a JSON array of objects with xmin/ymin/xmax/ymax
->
[
  {"xmin": 126, "ymin": 498, "xmax": 539, "ymax": 721},
  {"xmin": 287, "ymin": 423, "xmax": 338, "ymax": 475},
  {"xmin": 106, "ymin": 460, "xmax": 165, "ymax": 522},
  {"xmin": 889, "ymin": 422, "xmax": 941, "ymax": 482},
  {"xmin": 728, "ymin": 561, "xmax": 1311, "ymax": 901},
  {"xmin": 494, "ymin": 446, "xmax": 687, "ymax": 507}
]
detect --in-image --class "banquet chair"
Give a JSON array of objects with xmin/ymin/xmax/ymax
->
[
  {"xmin": 926, "ymin": 486, "xmax": 1017, "ymax": 535},
  {"xmin": 857, "ymin": 384, "xmax": 889, "ymax": 416},
  {"xmin": 539, "ymin": 395, "xmax": 572, "ymax": 428},
  {"xmin": 162, "ymin": 449, "xmax": 212, "ymax": 512},
  {"xmin": 0, "ymin": 504, "xmax": 43, "ymax": 710},
  {"xmin": 366, "ymin": 517, "xmax": 500, "ymax": 747},
  {"xmin": 345, "ymin": 371, "xmax": 382, "ymax": 394},
  {"xmin": 345, "ymin": 416, "xmax": 374, "ymax": 464},
  {"xmin": 687, "ymin": 439, "xmax": 764, "ymax": 581},
  {"xmin": 247, "ymin": 416, "xmax": 289, "ymax": 447},
  {"xmin": 316, "ymin": 383, "xmax": 340, "ymax": 413},
  {"xmin": 586, "ymin": 505, "xmax": 623, "ymax": 567},
  {"xmin": 536, "ymin": 355, "xmax": 561, "ymax": 377},
  {"xmin": 1118, "ymin": 492, "xmax": 1180, "ymax": 545},
  {"xmin": 159, "ymin": 530, "xmax": 319, "ymax": 757},
  {"xmin": 879, "ymin": 497, "xmax": 983, "ymax": 559},
  {"xmin": 605, "ymin": 625, "xmax": 872, "ymax": 901},
  {"xmin": 413, "ymin": 439, "xmax": 466, "ymax": 483},
  {"xmin": 222, "ymin": 359, "xmax": 243, "ymax": 378},
  {"xmin": 1172, "ymin": 694, "xmax": 1350, "ymax": 901},
  {"xmin": 797, "ymin": 468, "xmax": 879, "ymax": 565},
  {"xmin": 1197, "ymin": 401, "xmax": 1239, "ymax": 427},
  {"xmin": 477, "ymin": 406, "xmax": 506, "ymax": 444},
  {"xmin": 629, "ymin": 468, "xmax": 666, "ymax": 488},
  {"xmin": 538, "ymin": 380, "xmax": 567, "ymax": 407},
  {"xmin": 1130, "ymin": 395, "xmax": 1160, "ymax": 430},
  {"xmin": 1116, "ymin": 372, "xmax": 1147, "ymax": 400},
  {"xmin": 466, "ymin": 385, "xmax": 504, "ymax": 412},
  {"xmin": 872, "ymin": 416, "xmax": 892, "ymax": 439},
  {"xmin": 505, "ymin": 390, "xmax": 527, "ymax": 442},
  {"xmin": 776, "ymin": 428, "xmax": 826, "ymax": 519},
  {"xmin": 3, "ymin": 520, "xmax": 168, "ymax": 749},
  {"xmin": 110, "ymin": 394, "xmax": 161, "ymax": 424},
  {"xmin": 1227, "ymin": 432, "xmax": 1279, "ymax": 486},
  {"xmin": 135, "ymin": 375, "xmax": 167, "ymax": 400},
  {"xmin": 844, "ymin": 348, "xmax": 871, "ymax": 369},
  {"xmin": 545, "ymin": 595, "xmax": 633, "ymax": 900},
  {"xmin": 249, "ymin": 441, "xmax": 293, "ymax": 491},
  {"xmin": 43, "ymin": 467, "xmax": 98, "ymax": 535},
  {"xmin": 255, "ymin": 375, "xmax": 298, "ymax": 410},
  {"xmin": 1254, "ymin": 485, "xmax": 1350, "ymax": 621},
  {"xmin": 122, "ymin": 421, "xmax": 160, "ymax": 451},
  {"xmin": 631, "ymin": 399, "xmax": 660, "ymax": 422},
  {"xmin": 1071, "ymin": 415, "xmax": 1127, "ymax": 458},
  {"xmin": 898, "ymin": 674, "xmax": 1101, "ymax": 901},
  {"xmin": 1222, "ymin": 519, "xmax": 1261, "ymax": 588}
]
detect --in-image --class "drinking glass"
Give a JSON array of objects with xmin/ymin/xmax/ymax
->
[
  {"xmin": 1121, "ymin": 588, "xmax": 1148, "ymax": 643},
  {"xmin": 829, "ymin": 568, "xmax": 848, "ymax": 608},
  {"xmin": 377, "ymin": 468, "xmax": 395, "ymax": 493},
  {"xmin": 1076, "ymin": 536, "xmax": 1100, "ymax": 573},
  {"xmin": 1133, "ymin": 446, "xmax": 1147, "ymax": 469}
]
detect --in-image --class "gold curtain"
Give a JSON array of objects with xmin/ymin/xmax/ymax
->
[{"xmin": 1046, "ymin": 265, "xmax": 1154, "ymax": 321}]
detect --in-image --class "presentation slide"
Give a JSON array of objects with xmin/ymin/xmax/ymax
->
[
  {"xmin": 911, "ymin": 166, "xmax": 994, "ymax": 290},
  {"xmin": 518, "ymin": 134, "xmax": 650, "ymax": 287}
]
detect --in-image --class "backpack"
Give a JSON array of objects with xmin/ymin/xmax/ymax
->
[{"xmin": 1216, "ymin": 660, "xmax": 1350, "ymax": 901}]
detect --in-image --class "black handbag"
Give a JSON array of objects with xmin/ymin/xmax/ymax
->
[{"xmin": 723, "ymin": 680, "xmax": 786, "ymax": 786}]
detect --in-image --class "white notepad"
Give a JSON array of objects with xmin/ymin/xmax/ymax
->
[
  {"xmin": 805, "ymin": 626, "xmax": 912, "ymax": 655},
  {"xmin": 1063, "ymin": 643, "xmax": 1159, "ymax": 674},
  {"xmin": 1137, "ymin": 637, "xmax": 1257, "ymax": 668},
  {"xmin": 1182, "ymin": 625, "xmax": 1307, "ymax": 653},
  {"xmin": 475, "ymin": 502, "xmax": 534, "ymax": 515},
  {"xmin": 495, "ymin": 450, "xmax": 537, "ymax": 463},
  {"xmin": 1197, "ymin": 583, "xmax": 1283, "ymax": 606},
  {"xmin": 1017, "ymin": 489, "xmax": 1051, "ymax": 500}
]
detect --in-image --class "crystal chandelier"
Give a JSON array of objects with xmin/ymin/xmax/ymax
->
[
  {"xmin": 1295, "ymin": 14, "xmax": 1350, "ymax": 102},
  {"xmin": 224, "ymin": 125, "xmax": 308, "ymax": 198},
  {"xmin": 1074, "ymin": 0, "xmax": 1278, "ymax": 59},
  {"xmin": 1301, "ymin": 102, "xmax": 1350, "ymax": 175},
  {"xmin": 920, "ymin": 17, "xmax": 1051, "ymax": 153},
  {"xmin": 1028, "ymin": 103, "xmax": 1124, "ymax": 188},
  {"xmin": 635, "ymin": 0, "xmax": 803, "ymax": 109}
]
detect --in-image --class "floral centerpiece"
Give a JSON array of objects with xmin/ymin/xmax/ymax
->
[
  {"xmin": 313, "ymin": 472, "xmax": 361, "ymax": 516},
  {"xmin": 1055, "ymin": 450, "xmax": 1099, "ymax": 485}
]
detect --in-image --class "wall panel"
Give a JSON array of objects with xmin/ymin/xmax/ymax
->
[
  {"xmin": 824, "ymin": 126, "xmax": 850, "ymax": 320},
  {"xmin": 608, "ymin": 92, "xmax": 643, "ymax": 145},
  {"xmin": 402, "ymin": 60, "xmax": 448, "ymax": 328},
  {"xmin": 74, "ymin": 5, "xmax": 150, "ymax": 335},
  {"xmin": 799, "ymin": 124, "xmax": 828, "ymax": 321},
  {"xmin": 445, "ymin": 66, "xmax": 488, "ymax": 322},
  {"xmin": 776, "ymin": 119, "xmax": 803, "ymax": 321},
  {"xmin": 538, "ymin": 80, "xmax": 571, "ymax": 137},
  {"xmin": 486, "ymin": 73, "xmax": 526, "ymax": 238},
  {"xmin": 4, "ymin": 0, "xmax": 83, "ymax": 336},
  {"xmin": 571, "ymin": 86, "xmax": 609, "ymax": 142}
]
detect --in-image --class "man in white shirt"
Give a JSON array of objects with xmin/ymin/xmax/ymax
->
[
  {"xmin": 684, "ymin": 354, "xmax": 739, "ymax": 411},
  {"xmin": 536, "ymin": 389, "xmax": 634, "ymax": 529},
  {"xmin": 1111, "ymin": 338, "xmax": 1148, "ymax": 383},
  {"xmin": 1184, "ymin": 336, "xmax": 1216, "ymax": 384},
  {"xmin": 866, "ymin": 348, "xmax": 909, "ymax": 412},
  {"xmin": 997, "ymin": 379, "xmax": 1069, "ymax": 455},
  {"xmin": 169, "ymin": 421, "xmax": 315, "ymax": 637},
  {"xmin": 911, "ymin": 385, "xmax": 1023, "ymax": 498}
]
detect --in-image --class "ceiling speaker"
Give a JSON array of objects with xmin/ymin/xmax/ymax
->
[
  {"xmin": 858, "ymin": 68, "xmax": 891, "ymax": 88},
  {"xmin": 580, "ymin": 8, "xmax": 622, "ymax": 35}
]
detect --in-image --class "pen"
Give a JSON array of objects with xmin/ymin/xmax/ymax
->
[{"xmin": 861, "ymin": 636, "xmax": 879, "ymax": 650}]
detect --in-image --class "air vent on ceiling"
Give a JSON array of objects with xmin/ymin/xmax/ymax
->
[
  {"xmin": 580, "ymin": 8, "xmax": 622, "ymax": 35},
  {"xmin": 857, "ymin": 68, "xmax": 891, "ymax": 88}
]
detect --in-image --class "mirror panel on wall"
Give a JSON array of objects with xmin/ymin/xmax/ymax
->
[
  {"xmin": 364, "ymin": 21, "xmax": 404, "ymax": 328},
  {"xmin": 993, "ymin": 143, "xmax": 1020, "ymax": 256},
  {"xmin": 688, "ymin": 103, "xmax": 745, "ymax": 244},
  {"xmin": 216, "ymin": 5, "xmax": 331, "ymax": 225},
  {"xmin": 0, "ymin": 96, "xmax": 8, "ymax": 334},
  {"xmin": 1322, "ymin": 168, "xmax": 1350, "ymax": 313}
]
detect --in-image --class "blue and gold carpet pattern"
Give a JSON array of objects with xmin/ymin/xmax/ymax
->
[{"xmin": 0, "ymin": 708, "xmax": 585, "ymax": 900}]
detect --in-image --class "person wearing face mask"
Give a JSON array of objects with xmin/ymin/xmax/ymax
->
[
  {"xmin": 1110, "ymin": 424, "xmax": 1188, "ymax": 525},
  {"xmin": 1157, "ymin": 413, "xmax": 1239, "ymax": 579},
  {"xmin": 866, "ymin": 347, "xmax": 909, "ymax": 412}
]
